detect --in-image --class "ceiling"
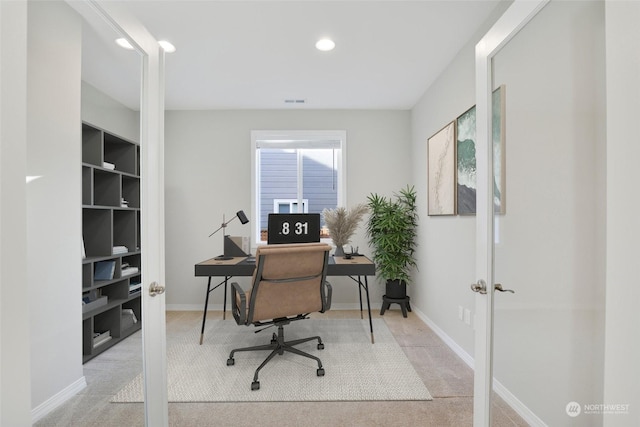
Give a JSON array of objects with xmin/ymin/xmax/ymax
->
[{"xmin": 80, "ymin": 1, "xmax": 501, "ymax": 111}]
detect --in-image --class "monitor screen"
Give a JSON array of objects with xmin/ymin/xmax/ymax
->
[{"xmin": 267, "ymin": 213, "xmax": 321, "ymax": 244}]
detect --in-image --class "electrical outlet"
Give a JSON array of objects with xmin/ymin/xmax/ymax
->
[
  {"xmin": 464, "ymin": 308, "xmax": 471, "ymax": 325},
  {"xmin": 458, "ymin": 305, "xmax": 464, "ymax": 321}
]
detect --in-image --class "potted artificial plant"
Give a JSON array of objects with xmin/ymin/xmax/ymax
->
[
  {"xmin": 365, "ymin": 185, "xmax": 418, "ymax": 299},
  {"xmin": 322, "ymin": 204, "xmax": 368, "ymax": 256}
]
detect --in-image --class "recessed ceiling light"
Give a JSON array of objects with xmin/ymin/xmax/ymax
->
[
  {"xmin": 315, "ymin": 38, "xmax": 335, "ymax": 52},
  {"xmin": 115, "ymin": 38, "xmax": 134, "ymax": 50},
  {"xmin": 158, "ymin": 40, "xmax": 176, "ymax": 53}
]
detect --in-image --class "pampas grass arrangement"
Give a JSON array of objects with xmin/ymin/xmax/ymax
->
[{"xmin": 322, "ymin": 204, "xmax": 369, "ymax": 254}]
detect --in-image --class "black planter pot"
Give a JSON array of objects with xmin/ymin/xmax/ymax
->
[
  {"xmin": 385, "ymin": 279, "xmax": 407, "ymax": 299},
  {"xmin": 380, "ymin": 279, "xmax": 412, "ymax": 318}
]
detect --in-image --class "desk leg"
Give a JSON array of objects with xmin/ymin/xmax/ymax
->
[
  {"xmin": 222, "ymin": 276, "xmax": 229, "ymax": 320},
  {"xmin": 363, "ymin": 276, "xmax": 374, "ymax": 344},
  {"xmin": 358, "ymin": 277, "xmax": 364, "ymax": 320},
  {"xmin": 200, "ymin": 276, "xmax": 213, "ymax": 345}
]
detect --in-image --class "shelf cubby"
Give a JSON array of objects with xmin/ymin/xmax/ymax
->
[
  {"xmin": 136, "ymin": 211, "xmax": 141, "ymax": 253},
  {"xmin": 104, "ymin": 133, "xmax": 136, "ymax": 175},
  {"xmin": 94, "ymin": 306, "xmax": 121, "ymax": 339},
  {"xmin": 101, "ymin": 279, "xmax": 129, "ymax": 301},
  {"xmin": 122, "ymin": 298, "xmax": 142, "ymax": 334},
  {"xmin": 83, "ymin": 209, "xmax": 112, "ymax": 257},
  {"xmin": 93, "ymin": 170, "xmax": 121, "ymax": 207},
  {"xmin": 82, "ymin": 123, "xmax": 102, "ymax": 166},
  {"xmin": 83, "ymin": 318, "xmax": 93, "ymax": 357},
  {"xmin": 82, "ymin": 166, "xmax": 93, "ymax": 205},
  {"xmin": 82, "ymin": 263, "xmax": 92, "ymax": 289},
  {"xmin": 113, "ymin": 210, "xmax": 137, "ymax": 251},
  {"xmin": 121, "ymin": 175, "xmax": 140, "ymax": 208},
  {"xmin": 122, "ymin": 253, "xmax": 141, "ymax": 270}
]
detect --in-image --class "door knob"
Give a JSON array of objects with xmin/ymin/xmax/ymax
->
[
  {"xmin": 149, "ymin": 281, "xmax": 165, "ymax": 297},
  {"xmin": 470, "ymin": 280, "xmax": 487, "ymax": 294},
  {"xmin": 494, "ymin": 283, "xmax": 515, "ymax": 293}
]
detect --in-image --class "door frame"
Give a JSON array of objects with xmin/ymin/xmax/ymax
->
[
  {"xmin": 473, "ymin": 1, "xmax": 549, "ymax": 425},
  {"xmin": 0, "ymin": 1, "xmax": 31, "ymax": 424},
  {"xmin": 86, "ymin": 1, "xmax": 168, "ymax": 425}
]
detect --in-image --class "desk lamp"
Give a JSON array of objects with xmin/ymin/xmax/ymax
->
[{"xmin": 208, "ymin": 210, "xmax": 249, "ymax": 260}]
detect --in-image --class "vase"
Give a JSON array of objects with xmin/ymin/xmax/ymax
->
[{"xmin": 334, "ymin": 245, "xmax": 345, "ymax": 257}]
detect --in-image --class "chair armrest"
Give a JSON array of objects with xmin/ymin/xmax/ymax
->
[
  {"xmin": 230, "ymin": 282, "xmax": 247, "ymax": 325},
  {"xmin": 322, "ymin": 281, "xmax": 332, "ymax": 311}
]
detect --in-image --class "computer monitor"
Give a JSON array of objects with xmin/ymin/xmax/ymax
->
[{"xmin": 267, "ymin": 213, "xmax": 321, "ymax": 244}]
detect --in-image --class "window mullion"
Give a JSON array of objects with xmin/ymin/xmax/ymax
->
[{"xmin": 296, "ymin": 149, "xmax": 303, "ymax": 213}]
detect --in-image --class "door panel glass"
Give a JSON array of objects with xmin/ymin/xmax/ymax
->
[
  {"xmin": 490, "ymin": 1, "xmax": 605, "ymax": 426},
  {"xmin": 77, "ymin": 2, "xmax": 146, "ymax": 422}
]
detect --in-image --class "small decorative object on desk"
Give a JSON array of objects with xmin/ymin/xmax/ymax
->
[{"xmin": 322, "ymin": 204, "xmax": 368, "ymax": 257}]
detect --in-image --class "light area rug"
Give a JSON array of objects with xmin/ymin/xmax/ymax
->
[{"xmin": 111, "ymin": 318, "xmax": 432, "ymax": 403}]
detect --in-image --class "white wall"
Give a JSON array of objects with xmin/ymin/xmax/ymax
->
[
  {"xmin": 164, "ymin": 109, "xmax": 411, "ymax": 309},
  {"xmin": 412, "ymin": 1, "xmax": 606, "ymax": 426},
  {"xmin": 410, "ymin": 0, "xmax": 508, "ymax": 362},
  {"xmin": 0, "ymin": 1, "xmax": 31, "ymax": 425},
  {"xmin": 604, "ymin": 1, "xmax": 640, "ymax": 425},
  {"xmin": 82, "ymin": 80, "xmax": 139, "ymax": 143},
  {"xmin": 26, "ymin": 1, "xmax": 85, "ymax": 415}
]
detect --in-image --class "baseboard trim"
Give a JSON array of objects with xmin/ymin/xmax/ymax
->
[
  {"xmin": 411, "ymin": 307, "xmax": 546, "ymax": 427},
  {"xmin": 32, "ymin": 376, "xmax": 87, "ymax": 424},
  {"xmin": 411, "ymin": 307, "xmax": 475, "ymax": 368},
  {"xmin": 492, "ymin": 379, "xmax": 547, "ymax": 427}
]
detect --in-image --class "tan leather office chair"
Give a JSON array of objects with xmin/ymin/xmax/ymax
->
[{"xmin": 227, "ymin": 243, "xmax": 332, "ymax": 390}]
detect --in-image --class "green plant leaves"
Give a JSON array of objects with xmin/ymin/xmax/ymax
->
[{"xmin": 366, "ymin": 185, "xmax": 418, "ymax": 284}]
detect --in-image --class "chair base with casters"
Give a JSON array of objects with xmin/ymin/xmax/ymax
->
[{"xmin": 226, "ymin": 316, "xmax": 325, "ymax": 390}]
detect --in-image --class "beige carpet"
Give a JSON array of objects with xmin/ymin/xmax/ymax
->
[{"xmin": 112, "ymin": 318, "xmax": 432, "ymax": 403}]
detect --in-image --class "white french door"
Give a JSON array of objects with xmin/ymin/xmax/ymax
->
[
  {"xmin": 472, "ymin": 1, "xmax": 549, "ymax": 426},
  {"xmin": 89, "ymin": 1, "xmax": 169, "ymax": 425},
  {"xmin": 475, "ymin": 1, "xmax": 608, "ymax": 426},
  {"xmin": 139, "ymin": 37, "xmax": 168, "ymax": 427}
]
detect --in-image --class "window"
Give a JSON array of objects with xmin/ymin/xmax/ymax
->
[
  {"xmin": 251, "ymin": 130, "xmax": 346, "ymax": 244},
  {"xmin": 274, "ymin": 199, "xmax": 308, "ymax": 214}
]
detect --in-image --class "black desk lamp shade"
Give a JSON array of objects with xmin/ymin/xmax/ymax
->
[{"xmin": 236, "ymin": 210, "xmax": 249, "ymax": 225}]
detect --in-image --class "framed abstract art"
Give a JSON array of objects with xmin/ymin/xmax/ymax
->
[
  {"xmin": 456, "ymin": 105, "xmax": 477, "ymax": 215},
  {"xmin": 428, "ymin": 121, "xmax": 456, "ymax": 216},
  {"xmin": 454, "ymin": 84, "xmax": 506, "ymax": 215}
]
